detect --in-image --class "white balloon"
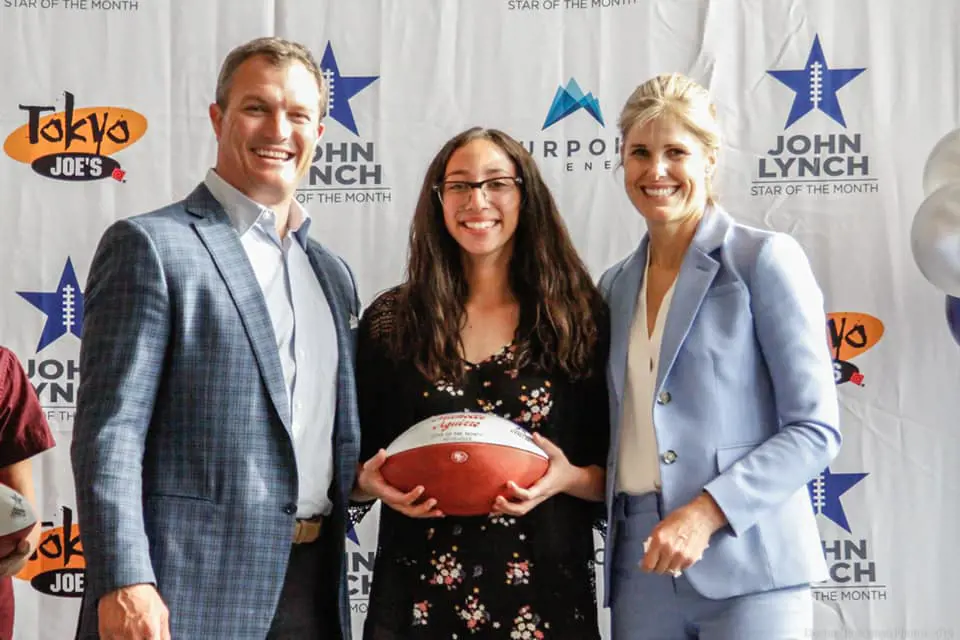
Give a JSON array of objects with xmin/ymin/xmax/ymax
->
[
  {"xmin": 911, "ymin": 182, "xmax": 960, "ymax": 296},
  {"xmin": 923, "ymin": 128, "xmax": 960, "ymax": 196}
]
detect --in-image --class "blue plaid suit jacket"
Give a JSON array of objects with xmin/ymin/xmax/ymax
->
[{"xmin": 71, "ymin": 184, "xmax": 361, "ymax": 639}]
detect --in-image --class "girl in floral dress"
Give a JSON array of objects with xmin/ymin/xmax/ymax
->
[{"xmin": 353, "ymin": 127, "xmax": 609, "ymax": 639}]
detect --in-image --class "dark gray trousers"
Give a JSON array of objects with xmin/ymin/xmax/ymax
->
[{"xmin": 267, "ymin": 538, "xmax": 339, "ymax": 639}]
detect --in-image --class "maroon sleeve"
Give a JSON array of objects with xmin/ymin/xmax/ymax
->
[{"xmin": 0, "ymin": 347, "xmax": 56, "ymax": 468}]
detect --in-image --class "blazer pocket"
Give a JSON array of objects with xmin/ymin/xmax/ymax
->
[
  {"xmin": 705, "ymin": 281, "xmax": 745, "ymax": 298},
  {"xmin": 144, "ymin": 492, "xmax": 215, "ymax": 504},
  {"xmin": 715, "ymin": 442, "xmax": 761, "ymax": 472}
]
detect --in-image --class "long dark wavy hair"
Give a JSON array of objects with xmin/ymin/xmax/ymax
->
[{"xmin": 387, "ymin": 127, "xmax": 605, "ymax": 383}]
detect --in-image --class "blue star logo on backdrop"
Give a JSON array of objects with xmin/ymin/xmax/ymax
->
[
  {"xmin": 346, "ymin": 524, "xmax": 359, "ymax": 546},
  {"xmin": 320, "ymin": 43, "xmax": 379, "ymax": 136},
  {"xmin": 542, "ymin": 78, "xmax": 605, "ymax": 130},
  {"xmin": 17, "ymin": 257, "xmax": 85, "ymax": 352},
  {"xmin": 767, "ymin": 34, "xmax": 866, "ymax": 128},
  {"xmin": 807, "ymin": 466, "xmax": 868, "ymax": 533}
]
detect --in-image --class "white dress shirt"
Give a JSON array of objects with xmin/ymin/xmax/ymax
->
[
  {"xmin": 205, "ymin": 169, "xmax": 338, "ymax": 517},
  {"xmin": 616, "ymin": 252, "xmax": 676, "ymax": 495}
]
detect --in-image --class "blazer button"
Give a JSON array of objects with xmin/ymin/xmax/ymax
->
[
  {"xmin": 657, "ymin": 391, "xmax": 672, "ymax": 405},
  {"xmin": 283, "ymin": 503, "xmax": 297, "ymax": 515},
  {"xmin": 661, "ymin": 450, "xmax": 678, "ymax": 464}
]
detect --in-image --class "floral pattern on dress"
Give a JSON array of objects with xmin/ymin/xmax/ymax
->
[
  {"xmin": 509, "ymin": 606, "xmax": 548, "ymax": 639},
  {"xmin": 477, "ymin": 397, "xmax": 504, "ymax": 412},
  {"xmin": 436, "ymin": 378, "xmax": 465, "ymax": 396},
  {"xmin": 518, "ymin": 382, "xmax": 552, "ymax": 428},
  {"xmin": 486, "ymin": 513, "xmax": 517, "ymax": 528},
  {"xmin": 412, "ymin": 601, "xmax": 431, "ymax": 627},
  {"xmin": 505, "ymin": 555, "xmax": 532, "ymax": 586},
  {"xmin": 495, "ymin": 344, "xmax": 517, "ymax": 364},
  {"xmin": 427, "ymin": 548, "xmax": 464, "ymax": 590},
  {"xmin": 455, "ymin": 589, "xmax": 492, "ymax": 634}
]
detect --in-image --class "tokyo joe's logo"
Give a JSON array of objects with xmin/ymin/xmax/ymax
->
[
  {"xmin": 753, "ymin": 35, "xmax": 875, "ymax": 198},
  {"xmin": 16, "ymin": 506, "xmax": 85, "ymax": 597},
  {"xmin": 808, "ymin": 467, "xmax": 885, "ymax": 602},
  {"xmin": 826, "ymin": 312, "xmax": 884, "ymax": 386},
  {"xmin": 16, "ymin": 257, "xmax": 84, "ymax": 426},
  {"xmin": 4, "ymin": 91, "xmax": 147, "ymax": 181},
  {"xmin": 519, "ymin": 78, "xmax": 619, "ymax": 173},
  {"xmin": 298, "ymin": 42, "xmax": 390, "ymax": 207}
]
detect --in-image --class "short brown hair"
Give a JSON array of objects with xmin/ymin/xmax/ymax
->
[{"xmin": 215, "ymin": 37, "xmax": 328, "ymax": 119}]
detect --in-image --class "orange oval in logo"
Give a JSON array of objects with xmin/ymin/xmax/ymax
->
[
  {"xmin": 826, "ymin": 312, "xmax": 884, "ymax": 362},
  {"xmin": 4, "ymin": 106, "xmax": 147, "ymax": 164},
  {"xmin": 16, "ymin": 523, "xmax": 85, "ymax": 582}
]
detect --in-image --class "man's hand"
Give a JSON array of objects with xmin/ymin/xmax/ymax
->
[{"xmin": 98, "ymin": 584, "xmax": 170, "ymax": 640}]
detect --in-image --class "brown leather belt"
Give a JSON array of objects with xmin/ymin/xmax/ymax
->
[{"xmin": 293, "ymin": 516, "xmax": 323, "ymax": 544}]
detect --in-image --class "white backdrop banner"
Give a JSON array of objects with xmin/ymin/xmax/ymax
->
[{"xmin": 0, "ymin": 0, "xmax": 957, "ymax": 638}]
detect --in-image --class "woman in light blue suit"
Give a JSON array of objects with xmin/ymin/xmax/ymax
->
[{"xmin": 601, "ymin": 73, "xmax": 841, "ymax": 640}]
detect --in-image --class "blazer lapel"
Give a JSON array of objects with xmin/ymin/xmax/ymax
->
[
  {"xmin": 609, "ymin": 239, "xmax": 648, "ymax": 400},
  {"xmin": 186, "ymin": 184, "xmax": 292, "ymax": 432},
  {"xmin": 656, "ymin": 206, "xmax": 731, "ymax": 389}
]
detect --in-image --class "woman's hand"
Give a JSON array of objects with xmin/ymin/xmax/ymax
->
[
  {"xmin": 355, "ymin": 449, "xmax": 445, "ymax": 518},
  {"xmin": 641, "ymin": 492, "xmax": 727, "ymax": 576},
  {"xmin": 491, "ymin": 433, "xmax": 578, "ymax": 517}
]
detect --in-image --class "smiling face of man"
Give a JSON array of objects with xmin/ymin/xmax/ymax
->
[{"xmin": 209, "ymin": 54, "xmax": 324, "ymax": 209}]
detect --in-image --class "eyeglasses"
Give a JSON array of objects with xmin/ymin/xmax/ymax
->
[{"xmin": 433, "ymin": 176, "xmax": 523, "ymax": 206}]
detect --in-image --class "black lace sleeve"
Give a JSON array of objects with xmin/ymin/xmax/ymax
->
[
  {"xmin": 348, "ymin": 289, "xmax": 403, "ymax": 521},
  {"xmin": 564, "ymin": 307, "xmax": 612, "ymax": 537},
  {"xmin": 567, "ymin": 310, "xmax": 611, "ymax": 471},
  {"xmin": 357, "ymin": 288, "xmax": 404, "ymax": 460},
  {"xmin": 347, "ymin": 500, "xmax": 374, "ymax": 528}
]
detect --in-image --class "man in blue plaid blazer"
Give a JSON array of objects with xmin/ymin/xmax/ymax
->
[{"xmin": 71, "ymin": 37, "xmax": 360, "ymax": 639}]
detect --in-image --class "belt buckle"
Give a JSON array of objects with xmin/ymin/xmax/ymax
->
[{"xmin": 293, "ymin": 516, "xmax": 323, "ymax": 544}]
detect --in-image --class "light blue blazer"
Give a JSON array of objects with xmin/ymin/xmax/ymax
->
[{"xmin": 599, "ymin": 205, "xmax": 841, "ymax": 602}]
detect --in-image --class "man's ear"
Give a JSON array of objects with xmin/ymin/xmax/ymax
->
[{"xmin": 209, "ymin": 103, "xmax": 224, "ymax": 140}]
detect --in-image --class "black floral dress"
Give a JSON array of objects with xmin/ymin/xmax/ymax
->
[{"xmin": 355, "ymin": 290, "xmax": 609, "ymax": 640}]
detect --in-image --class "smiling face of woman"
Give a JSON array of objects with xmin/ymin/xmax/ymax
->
[
  {"xmin": 620, "ymin": 115, "xmax": 716, "ymax": 228},
  {"xmin": 439, "ymin": 138, "xmax": 522, "ymax": 263}
]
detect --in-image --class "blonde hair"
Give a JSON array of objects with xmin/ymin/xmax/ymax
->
[{"xmin": 618, "ymin": 73, "xmax": 720, "ymax": 202}]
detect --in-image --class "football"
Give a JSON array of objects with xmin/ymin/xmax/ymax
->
[
  {"xmin": 0, "ymin": 483, "xmax": 36, "ymax": 559},
  {"xmin": 380, "ymin": 412, "xmax": 549, "ymax": 516}
]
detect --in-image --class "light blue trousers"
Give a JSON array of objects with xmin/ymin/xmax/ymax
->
[{"xmin": 610, "ymin": 492, "xmax": 812, "ymax": 640}]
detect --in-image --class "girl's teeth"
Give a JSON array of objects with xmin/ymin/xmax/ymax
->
[{"xmin": 464, "ymin": 221, "xmax": 496, "ymax": 230}]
